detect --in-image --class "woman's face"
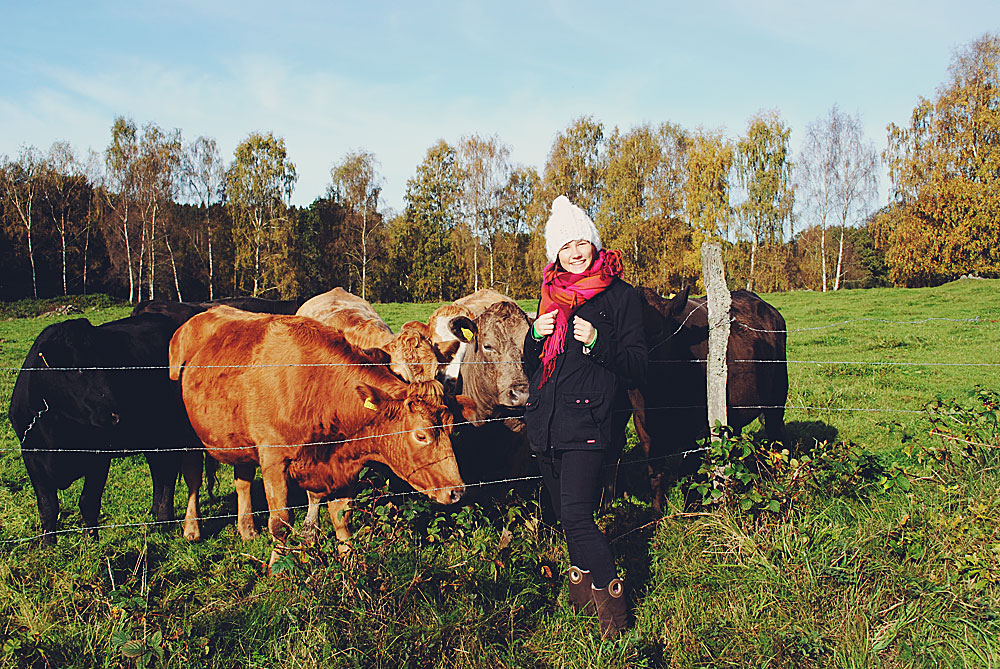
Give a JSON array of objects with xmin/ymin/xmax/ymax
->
[{"xmin": 557, "ymin": 240, "xmax": 595, "ymax": 274}]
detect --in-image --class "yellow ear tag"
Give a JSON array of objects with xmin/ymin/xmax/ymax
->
[
  {"xmin": 38, "ymin": 352, "xmax": 50, "ymax": 368},
  {"xmin": 461, "ymin": 328, "xmax": 474, "ymax": 342},
  {"xmin": 364, "ymin": 398, "xmax": 378, "ymax": 411}
]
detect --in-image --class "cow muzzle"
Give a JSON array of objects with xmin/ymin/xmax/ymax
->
[
  {"xmin": 503, "ymin": 384, "xmax": 529, "ymax": 408},
  {"xmin": 434, "ymin": 484, "xmax": 465, "ymax": 505}
]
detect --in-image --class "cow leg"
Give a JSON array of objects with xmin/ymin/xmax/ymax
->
[
  {"xmin": 233, "ymin": 463, "xmax": 259, "ymax": 541},
  {"xmin": 600, "ymin": 389, "xmax": 635, "ymax": 508},
  {"xmin": 628, "ymin": 388, "xmax": 664, "ymax": 512},
  {"xmin": 78, "ymin": 457, "xmax": 112, "ymax": 539},
  {"xmin": 260, "ymin": 463, "xmax": 292, "ymax": 544},
  {"xmin": 327, "ymin": 498, "xmax": 352, "ymax": 554},
  {"xmin": 182, "ymin": 451, "xmax": 203, "ymax": 541},
  {"xmin": 30, "ymin": 481, "xmax": 60, "ymax": 545},
  {"xmin": 146, "ymin": 451, "xmax": 180, "ymax": 523},
  {"xmin": 301, "ymin": 491, "xmax": 324, "ymax": 544},
  {"xmin": 260, "ymin": 463, "xmax": 294, "ymax": 574},
  {"xmin": 762, "ymin": 408, "xmax": 788, "ymax": 447},
  {"xmin": 23, "ymin": 456, "xmax": 61, "ymax": 544}
]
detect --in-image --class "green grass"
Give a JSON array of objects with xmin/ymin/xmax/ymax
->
[{"xmin": 0, "ymin": 282, "xmax": 998, "ymax": 668}]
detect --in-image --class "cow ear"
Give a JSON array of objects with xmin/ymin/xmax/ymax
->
[
  {"xmin": 445, "ymin": 394, "xmax": 478, "ymax": 423},
  {"xmin": 355, "ymin": 384, "xmax": 385, "ymax": 412},
  {"xmin": 358, "ymin": 347, "xmax": 391, "ymax": 367},
  {"xmin": 448, "ymin": 316, "xmax": 477, "ymax": 344}
]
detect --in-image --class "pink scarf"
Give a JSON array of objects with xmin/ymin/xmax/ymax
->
[{"xmin": 537, "ymin": 249, "xmax": 623, "ymax": 386}]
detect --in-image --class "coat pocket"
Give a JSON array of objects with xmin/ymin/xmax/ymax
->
[{"xmin": 555, "ymin": 392, "xmax": 606, "ymax": 449}]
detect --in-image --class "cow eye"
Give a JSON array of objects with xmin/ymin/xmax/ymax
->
[
  {"xmin": 483, "ymin": 344, "xmax": 495, "ymax": 354},
  {"xmin": 414, "ymin": 431, "xmax": 428, "ymax": 443}
]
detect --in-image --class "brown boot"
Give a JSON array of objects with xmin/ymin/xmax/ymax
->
[
  {"xmin": 567, "ymin": 566, "xmax": 595, "ymax": 614},
  {"xmin": 591, "ymin": 577, "xmax": 628, "ymax": 639}
]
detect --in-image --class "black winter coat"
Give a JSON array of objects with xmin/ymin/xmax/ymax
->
[{"xmin": 523, "ymin": 277, "xmax": 648, "ymax": 453}]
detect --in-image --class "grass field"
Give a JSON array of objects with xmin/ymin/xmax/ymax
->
[{"xmin": 0, "ymin": 281, "xmax": 998, "ymax": 668}]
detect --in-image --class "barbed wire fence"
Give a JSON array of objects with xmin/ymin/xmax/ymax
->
[{"xmin": 0, "ymin": 282, "xmax": 998, "ymax": 546}]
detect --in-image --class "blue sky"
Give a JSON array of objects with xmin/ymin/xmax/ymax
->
[{"xmin": 2, "ymin": 1, "xmax": 997, "ymax": 214}]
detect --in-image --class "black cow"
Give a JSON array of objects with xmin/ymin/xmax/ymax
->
[
  {"xmin": 613, "ymin": 287, "xmax": 788, "ymax": 511},
  {"xmin": 131, "ymin": 296, "xmax": 305, "ymax": 325},
  {"xmin": 9, "ymin": 314, "xmax": 198, "ymax": 543}
]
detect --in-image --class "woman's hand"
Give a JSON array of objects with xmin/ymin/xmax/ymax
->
[
  {"xmin": 534, "ymin": 309, "xmax": 558, "ymax": 337},
  {"xmin": 573, "ymin": 316, "xmax": 597, "ymax": 347}
]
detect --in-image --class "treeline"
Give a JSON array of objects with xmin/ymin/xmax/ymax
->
[{"xmin": 2, "ymin": 34, "xmax": 998, "ymax": 303}]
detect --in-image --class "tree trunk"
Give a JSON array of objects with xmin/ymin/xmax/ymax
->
[
  {"xmin": 253, "ymin": 238, "xmax": 261, "ymax": 297},
  {"xmin": 138, "ymin": 218, "xmax": 147, "ymax": 301},
  {"xmin": 834, "ymin": 226, "xmax": 846, "ymax": 291},
  {"xmin": 60, "ymin": 216, "xmax": 67, "ymax": 295},
  {"xmin": 361, "ymin": 210, "xmax": 368, "ymax": 300},
  {"xmin": 820, "ymin": 223, "xmax": 827, "ymax": 293},
  {"xmin": 747, "ymin": 232, "xmax": 758, "ymax": 292},
  {"xmin": 83, "ymin": 221, "xmax": 90, "ymax": 294},
  {"xmin": 165, "ymin": 232, "xmax": 183, "ymax": 301},
  {"xmin": 148, "ymin": 203, "xmax": 158, "ymax": 300},
  {"xmin": 27, "ymin": 222, "xmax": 37, "ymax": 299},
  {"xmin": 207, "ymin": 213, "xmax": 214, "ymax": 300},
  {"xmin": 123, "ymin": 203, "xmax": 136, "ymax": 303}
]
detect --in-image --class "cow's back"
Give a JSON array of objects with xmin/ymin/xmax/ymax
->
[
  {"xmin": 453, "ymin": 289, "xmax": 515, "ymax": 318},
  {"xmin": 171, "ymin": 307, "xmax": 399, "ymax": 460},
  {"xmin": 297, "ymin": 288, "xmax": 394, "ymax": 349}
]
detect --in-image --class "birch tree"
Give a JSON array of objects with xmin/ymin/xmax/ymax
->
[
  {"xmin": 800, "ymin": 106, "xmax": 878, "ymax": 291},
  {"xmin": 734, "ymin": 111, "xmax": 794, "ymax": 291},
  {"xmin": 330, "ymin": 150, "xmax": 383, "ymax": 300},
  {"xmin": 135, "ymin": 123, "xmax": 182, "ymax": 300},
  {"xmin": 105, "ymin": 116, "xmax": 142, "ymax": 302},
  {"xmin": 182, "ymin": 136, "xmax": 225, "ymax": 299},
  {"xmin": 831, "ymin": 116, "xmax": 878, "ymax": 290},
  {"xmin": 1, "ymin": 146, "xmax": 42, "ymax": 298},
  {"xmin": 541, "ymin": 116, "xmax": 605, "ymax": 219},
  {"xmin": 226, "ymin": 132, "xmax": 297, "ymax": 297},
  {"xmin": 600, "ymin": 122, "xmax": 688, "ymax": 287},
  {"xmin": 457, "ymin": 134, "xmax": 511, "ymax": 290},
  {"xmin": 40, "ymin": 141, "xmax": 88, "ymax": 295}
]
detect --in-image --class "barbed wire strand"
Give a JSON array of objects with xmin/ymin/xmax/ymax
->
[
  {"xmin": 5, "ymin": 356, "xmax": 1000, "ymax": 374},
  {"xmin": 2, "ymin": 402, "xmax": 942, "ymax": 455}
]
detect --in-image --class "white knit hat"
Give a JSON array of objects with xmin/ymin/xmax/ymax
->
[{"xmin": 544, "ymin": 195, "xmax": 602, "ymax": 263}]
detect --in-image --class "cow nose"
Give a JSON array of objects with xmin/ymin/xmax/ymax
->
[
  {"xmin": 449, "ymin": 486, "xmax": 465, "ymax": 504},
  {"xmin": 507, "ymin": 385, "xmax": 529, "ymax": 406},
  {"xmin": 109, "ymin": 412, "xmax": 120, "ymax": 425}
]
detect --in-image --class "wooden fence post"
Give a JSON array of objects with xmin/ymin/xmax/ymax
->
[{"xmin": 701, "ymin": 242, "xmax": 731, "ymax": 439}]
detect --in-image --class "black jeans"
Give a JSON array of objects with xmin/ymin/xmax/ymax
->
[{"xmin": 538, "ymin": 449, "xmax": 617, "ymax": 588}]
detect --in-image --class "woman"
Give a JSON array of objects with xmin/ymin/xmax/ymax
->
[{"xmin": 523, "ymin": 195, "xmax": 648, "ymax": 639}]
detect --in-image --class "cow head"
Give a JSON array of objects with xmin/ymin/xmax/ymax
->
[
  {"xmin": 355, "ymin": 380, "xmax": 466, "ymax": 505},
  {"xmin": 459, "ymin": 301, "xmax": 530, "ymax": 421},
  {"xmin": 20, "ymin": 319, "xmax": 122, "ymax": 431},
  {"xmin": 383, "ymin": 327, "xmax": 440, "ymax": 383}
]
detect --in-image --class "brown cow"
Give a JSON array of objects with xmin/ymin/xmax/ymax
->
[
  {"xmin": 617, "ymin": 287, "xmax": 788, "ymax": 510},
  {"xmin": 437, "ymin": 296, "xmax": 534, "ymax": 501},
  {"xmin": 168, "ymin": 306, "xmax": 468, "ymax": 554},
  {"xmin": 297, "ymin": 288, "xmax": 447, "ymax": 384}
]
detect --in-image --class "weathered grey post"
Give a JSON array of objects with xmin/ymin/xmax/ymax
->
[{"xmin": 701, "ymin": 242, "xmax": 731, "ymax": 439}]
